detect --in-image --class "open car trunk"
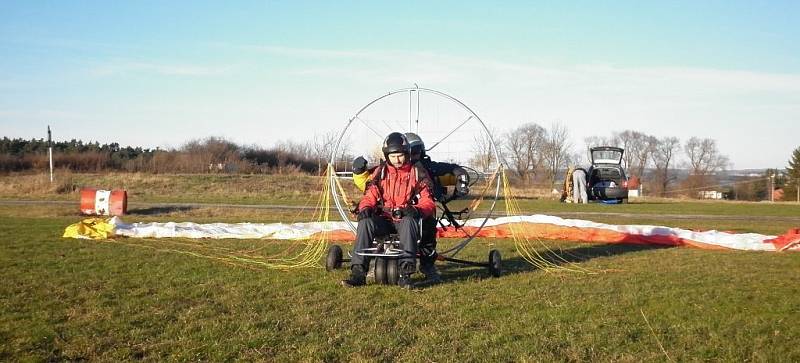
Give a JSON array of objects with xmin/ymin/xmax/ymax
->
[
  {"xmin": 588, "ymin": 166, "xmax": 628, "ymax": 200},
  {"xmin": 587, "ymin": 146, "xmax": 628, "ymax": 201},
  {"xmin": 589, "ymin": 167, "xmax": 624, "ymax": 188}
]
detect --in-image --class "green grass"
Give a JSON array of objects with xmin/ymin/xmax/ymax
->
[
  {"xmin": 5, "ymin": 172, "xmax": 800, "ymax": 217},
  {"xmin": 1, "ymin": 174, "xmax": 800, "ymax": 361}
]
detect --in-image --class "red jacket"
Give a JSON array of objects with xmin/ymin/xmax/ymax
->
[{"xmin": 358, "ymin": 161, "xmax": 435, "ymax": 220}]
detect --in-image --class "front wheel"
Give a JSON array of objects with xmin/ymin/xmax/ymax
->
[
  {"xmin": 375, "ymin": 258, "xmax": 388, "ymax": 284},
  {"xmin": 386, "ymin": 259, "xmax": 399, "ymax": 285}
]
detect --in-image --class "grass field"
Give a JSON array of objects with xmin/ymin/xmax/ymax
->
[{"xmin": 1, "ymin": 173, "xmax": 799, "ymax": 361}]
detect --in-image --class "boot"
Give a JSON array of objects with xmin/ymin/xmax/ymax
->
[
  {"xmin": 341, "ymin": 264, "xmax": 367, "ymax": 288},
  {"xmin": 398, "ymin": 273, "xmax": 413, "ymax": 289},
  {"xmin": 366, "ymin": 259, "xmax": 375, "ymax": 280},
  {"xmin": 419, "ymin": 260, "xmax": 442, "ymax": 284},
  {"xmin": 397, "ymin": 262, "xmax": 415, "ymax": 290}
]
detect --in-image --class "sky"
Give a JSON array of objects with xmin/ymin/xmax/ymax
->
[{"xmin": 1, "ymin": 1, "xmax": 799, "ymax": 169}]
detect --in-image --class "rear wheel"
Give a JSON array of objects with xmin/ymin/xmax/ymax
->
[
  {"xmin": 488, "ymin": 250, "xmax": 502, "ymax": 277},
  {"xmin": 325, "ymin": 245, "xmax": 343, "ymax": 271}
]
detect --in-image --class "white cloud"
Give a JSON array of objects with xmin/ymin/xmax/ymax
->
[
  {"xmin": 89, "ymin": 60, "xmax": 232, "ymax": 77},
  {"xmin": 2, "ymin": 35, "xmax": 144, "ymax": 54},
  {"xmin": 0, "ymin": 109, "xmax": 88, "ymax": 120},
  {"xmin": 242, "ymin": 44, "xmax": 800, "ymax": 94},
  {"xmin": 6, "ymin": 42, "xmax": 798, "ymax": 168}
]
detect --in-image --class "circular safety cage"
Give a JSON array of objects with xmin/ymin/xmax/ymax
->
[{"xmin": 328, "ymin": 87, "xmax": 504, "ymax": 257}]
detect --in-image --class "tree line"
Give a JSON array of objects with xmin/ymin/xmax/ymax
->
[
  {"xmin": 4, "ymin": 131, "xmax": 797, "ymax": 201},
  {"xmin": 483, "ymin": 122, "xmax": 795, "ymax": 200},
  {"xmin": 493, "ymin": 122, "xmax": 799, "ymax": 200},
  {"xmin": 0, "ymin": 136, "xmax": 337, "ymax": 174}
]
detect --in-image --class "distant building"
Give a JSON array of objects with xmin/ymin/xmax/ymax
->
[{"xmin": 698, "ymin": 190, "xmax": 724, "ymax": 200}]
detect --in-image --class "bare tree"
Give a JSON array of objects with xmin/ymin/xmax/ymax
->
[
  {"xmin": 684, "ymin": 137, "xmax": 729, "ymax": 176},
  {"xmin": 309, "ymin": 131, "xmax": 338, "ymax": 173},
  {"xmin": 541, "ymin": 122, "xmax": 572, "ymax": 188},
  {"xmin": 582, "ymin": 135, "xmax": 616, "ymax": 166},
  {"xmin": 470, "ymin": 127, "xmax": 499, "ymax": 172},
  {"xmin": 683, "ymin": 137, "xmax": 729, "ymax": 195},
  {"xmin": 503, "ymin": 123, "xmax": 546, "ymax": 184},
  {"xmin": 612, "ymin": 130, "xmax": 637, "ymax": 169},
  {"xmin": 630, "ymin": 134, "xmax": 658, "ymax": 179},
  {"xmin": 652, "ymin": 136, "xmax": 681, "ymax": 196},
  {"xmin": 273, "ymin": 140, "xmax": 312, "ymax": 174},
  {"xmin": 181, "ymin": 136, "xmax": 241, "ymax": 173},
  {"xmin": 584, "ymin": 135, "xmax": 615, "ymax": 149},
  {"xmin": 605, "ymin": 130, "xmax": 657, "ymax": 179}
]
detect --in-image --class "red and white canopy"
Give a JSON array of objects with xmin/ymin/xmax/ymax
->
[{"xmin": 76, "ymin": 215, "xmax": 800, "ymax": 252}]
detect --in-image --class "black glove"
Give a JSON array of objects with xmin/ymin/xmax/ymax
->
[
  {"xmin": 357, "ymin": 208, "xmax": 373, "ymax": 221},
  {"xmin": 352, "ymin": 156, "xmax": 367, "ymax": 174},
  {"xmin": 398, "ymin": 206, "xmax": 420, "ymax": 218}
]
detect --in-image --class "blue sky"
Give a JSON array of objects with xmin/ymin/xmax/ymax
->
[{"xmin": 1, "ymin": 1, "xmax": 798, "ymax": 169}]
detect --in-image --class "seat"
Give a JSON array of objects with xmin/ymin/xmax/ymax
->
[{"xmin": 353, "ymin": 218, "xmax": 425, "ymax": 285}]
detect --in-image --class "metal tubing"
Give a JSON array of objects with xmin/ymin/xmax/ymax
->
[
  {"xmin": 329, "ymin": 87, "xmax": 505, "ymax": 247},
  {"xmin": 439, "ymin": 255, "xmax": 489, "ymax": 267}
]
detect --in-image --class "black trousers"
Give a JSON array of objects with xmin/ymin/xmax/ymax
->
[
  {"xmin": 351, "ymin": 215, "xmax": 420, "ymax": 271},
  {"xmin": 419, "ymin": 215, "xmax": 438, "ymax": 266}
]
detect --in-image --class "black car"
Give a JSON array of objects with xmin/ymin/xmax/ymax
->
[{"xmin": 587, "ymin": 146, "xmax": 629, "ymax": 202}]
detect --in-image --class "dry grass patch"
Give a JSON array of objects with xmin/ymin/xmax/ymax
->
[{"xmin": 0, "ymin": 172, "xmax": 335, "ymax": 205}]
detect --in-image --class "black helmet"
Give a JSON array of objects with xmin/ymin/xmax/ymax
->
[
  {"xmin": 405, "ymin": 132, "xmax": 425, "ymax": 157},
  {"xmin": 382, "ymin": 132, "xmax": 410, "ymax": 156}
]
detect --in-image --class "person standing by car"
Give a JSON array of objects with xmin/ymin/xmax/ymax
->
[
  {"xmin": 572, "ymin": 166, "xmax": 588, "ymax": 204},
  {"xmin": 561, "ymin": 166, "xmax": 575, "ymax": 203},
  {"xmin": 342, "ymin": 132, "xmax": 436, "ymax": 289}
]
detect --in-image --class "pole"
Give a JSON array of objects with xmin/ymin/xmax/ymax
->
[
  {"xmin": 770, "ymin": 172, "xmax": 774, "ymax": 203},
  {"xmin": 47, "ymin": 125, "xmax": 53, "ymax": 183},
  {"xmin": 415, "ymin": 83, "xmax": 420, "ymax": 133},
  {"xmin": 408, "ymin": 90, "xmax": 413, "ymax": 131}
]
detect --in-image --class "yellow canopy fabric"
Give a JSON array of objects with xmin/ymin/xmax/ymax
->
[{"xmin": 62, "ymin": 218, "xmax": 115, "ymax": 239}]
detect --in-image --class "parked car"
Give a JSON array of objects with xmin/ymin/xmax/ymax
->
[{"xmin": 587, "ymin": 146, "xmax": 629, "ymax": 202}]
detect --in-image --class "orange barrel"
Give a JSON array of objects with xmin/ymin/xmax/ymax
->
[
  {"xmin": 627, "ymin": 176, "xmax": 641, "ymax": 190},
  {"xmin": 79, "ymin": 188, "xmax": 127, "ymax": 216}
]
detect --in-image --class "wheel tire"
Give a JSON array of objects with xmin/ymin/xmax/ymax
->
[
  {"xmin": 325, "ymin": 245, "xmax": 343, "ymax": 272},
  {"xmin": 488, "ymin": 249, "xmax": 502, "ymax": 277},
  {"xmin": 374, "ymin": 258, "xmax": 388, "ymax": 285},
  {"xmin": 386, "ymin": 259, "xmax": 399, "ymax": 285}
]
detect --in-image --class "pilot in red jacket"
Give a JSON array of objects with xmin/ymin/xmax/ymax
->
[{"xmin": 341, "ymin": 132, "xmax": 435, "ymax": 289}]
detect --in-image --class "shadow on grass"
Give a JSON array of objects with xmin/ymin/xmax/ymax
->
[
  {"xmin": 127, "ymin": 206, "xmax": 195, "ymax": 215},
  {"xmin": 430, "ymin": 243, "xmax": 674, "ymax": 286},
  {"xmin": 506, "ymin": 243, "xmax": 675, "ymax": 274}
]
